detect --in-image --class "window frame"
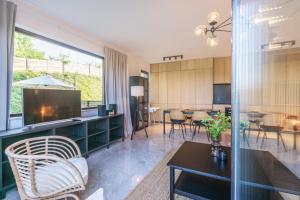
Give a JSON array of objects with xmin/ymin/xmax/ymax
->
[{"xmin": 11, "ymin": 27, "xmax": 105, "ymax": 117}]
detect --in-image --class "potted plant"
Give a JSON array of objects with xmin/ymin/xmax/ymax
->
[{"xmin": 203, "ymin": 113, "xmax": 231, "ymax": 157}]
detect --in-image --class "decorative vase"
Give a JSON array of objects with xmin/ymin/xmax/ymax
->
[{"xmin": 211, "ymin": 138, "xmax": 221, "ymax": 157}]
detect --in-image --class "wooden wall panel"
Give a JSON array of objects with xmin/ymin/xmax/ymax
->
[
  {"xmin": 167, "ymin": 61, "xmax": 181, "ymax": 71},
  {"xmin": 196, "ymin": 66, "xmax": 213, "ymax": 105},
  {"xmin": 150, "ymin": 72, "xmax": 159, "ymax": 103},
  {"xmin": 158, "ymin": 72, "xmax": 168, "ymax": 104},
  {"xmin": 213, "ymin": 104, "xmax": 230, "ymax": 112},
  {"xmin": 150, "ymin": 64, "xmax": 159, "ymax": 73},
  {"xmin": 262, "ymin": 54, "xmax": 286, "ymax": 109},
  {"xmin": 224, "ymin": 57, "xmax": 232, "ymax": 83},
  {"xmin": 200, "ymin": 58, "xmax": 214, "ymax": 69},
  {"xmin": 286, "ymin": 53, "xmax": 300, "ymax": 117},
  {"xmin": 167, "ymin": 71, "xmax": 181, "ymax": 104},
  {"xmin": 180, "ymin": 104, "xmax": 197, "ymax": 109},
  {"xmin": 150, "ymin": 57, "xmax": 231, "ymax": 114},
  {"xmin": 213, "ymin": 57, "xmax": 225, "ymax": 83},
  {"xmin": 181, "ymin": 59, "xmax": 200, "ymax": 70},
  {"xmin": 180, "ymin": 70, "xmax": 196, "ymax": 106},
  {"xmin": 156, "ymin": 103, "xmax": 168, "ymax": 122},
  {"xmin": 159, "ymin": 63, "xmax": 167, "ymax": 72}
]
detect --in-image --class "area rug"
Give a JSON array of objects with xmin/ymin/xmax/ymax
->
[{"xmin": 125, "ymin": 150, "xmax": 190, "ymax": 200}]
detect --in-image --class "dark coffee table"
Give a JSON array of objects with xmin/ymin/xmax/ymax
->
[{"xmin": 167, "ymin": 141, "xmax": 300, "ymax": 200}]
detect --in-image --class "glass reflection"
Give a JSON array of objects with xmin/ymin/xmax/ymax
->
[{"xmin": 233, "ymin": 0, "xmax": 300, "ymax": 199}]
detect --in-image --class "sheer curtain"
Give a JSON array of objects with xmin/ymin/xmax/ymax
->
[
  {"xmin": 104, "ymin": 47, "xmax": 132, "ymax": 136},
  {"xmin": 0, "ymin": 0, "xmax": 17, "ymax": 131}
]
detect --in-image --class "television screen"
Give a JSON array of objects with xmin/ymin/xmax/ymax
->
[
  {"xmin": 23, "ymin": 89, "xmax": 81, "ymax": 126},
  {"xmin": 213, "ymin": 84, "xmax": 231, "ymax": 104}
]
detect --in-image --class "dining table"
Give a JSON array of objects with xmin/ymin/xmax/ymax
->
[{"xmin": 162, "ymin": 108, "xmax": 217, "ymax": 134}]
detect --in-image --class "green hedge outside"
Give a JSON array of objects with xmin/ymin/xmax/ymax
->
[{"xmin": 11, "ymin": 70, "xmax": 103, "ymax": 114}]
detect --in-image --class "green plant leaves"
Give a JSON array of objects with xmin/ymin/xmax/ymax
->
[{"xmin": 202, "ymin": 112, "xmax": 231, "ymax": 141}]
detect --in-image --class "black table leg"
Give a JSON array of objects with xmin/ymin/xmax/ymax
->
[
  {"xmin": 192, "ymin": 125, "xmax": 196, "ymax": 141},
  {"xmin": 131, "ymin": 110, "xmax": 137, "ymax": 140},
  {"xmin": 278, "ymin": 132, "xmax": 287, "ymax": 152},
  {"xmin": 170, "ymin": 167, "xmax": 175, "ymax": 200},
  {"xmin": 163, "ymin": 111, "xmax": 166, "ymax": 134},
  {"xmin": 138, "ymin": 110, "xmax": 148, "ymax": 138},
  {"xmin": 260, "ymin": 131, "xmax": 267, "ymax": 149},
  {"xmin": 294, "ymin": 133, "xmax": 297, "ymax": 150}
]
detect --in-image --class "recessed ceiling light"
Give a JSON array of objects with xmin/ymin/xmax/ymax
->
[
  {"xmin": 253, "ymin": 16, "xmax": 284, "ymax": 24},
  {"xmin": 259, "ymin": 6, "xmax": 282, "ymax": 13},
  {"xmin": 261, "ymin": 40, "xmax": 296, "ymax": 51}
]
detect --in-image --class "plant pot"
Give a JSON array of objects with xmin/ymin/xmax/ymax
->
[{"xmin": 211, "ymin": 138, "xmax": 221, "ymax": 157}]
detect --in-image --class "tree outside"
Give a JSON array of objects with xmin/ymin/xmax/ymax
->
[
  {"xmin": 14, "ymin": 32, "xmax": 45, "ymax": 59},
  {"xmin": 11, "ymin": 32, "xmax": 103, "ymax": 114}
]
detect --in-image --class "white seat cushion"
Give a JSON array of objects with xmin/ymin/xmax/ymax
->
[
  {"xmin": 69, "ymin": 157, "xmax": 89, "ymax": 184},
  {"xmin": 24, "ymin": 157, "xmax": 88, "ymax": 198}
]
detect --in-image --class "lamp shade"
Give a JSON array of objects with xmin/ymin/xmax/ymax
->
[{"xmin": 131, "ymin": 86, "xmax": 144, "ymax": 97}]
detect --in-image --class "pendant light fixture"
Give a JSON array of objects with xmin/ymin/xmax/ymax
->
[{"xmin": 194, "ymin": 11, "xmax": 231, "ymax": 47}]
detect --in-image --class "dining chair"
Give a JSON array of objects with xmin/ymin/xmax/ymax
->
[
  {"xmin": 246, "ymin": 112, "xmax": 265, "ymax": 143},
  {"xmin": 192, "ymin": 111, "xmax": 210, "ymax": 141},
  {"xmin": 183, "ymin": 110, "xmax": 193, "ymax": 131},
  {"xmin": 260, "ymin": 113, "xmax": 286, "ymax": 151},
  {"xmin": 5, "ymin": 136, "xmax": 88, "ymax": 200},
  {"xmin": 169, "ymin": 110, "xmax": 186, "ymax": 139}
]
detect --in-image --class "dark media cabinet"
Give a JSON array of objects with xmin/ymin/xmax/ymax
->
[{"xmin": 0, "ymin": 114, "xmax": 124, "ymax": 198}]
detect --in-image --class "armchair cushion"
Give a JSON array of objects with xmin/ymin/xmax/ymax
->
[
  {"xmin": 69, "ymin": 157, "xmax": 88, "ymax": 184},
  {"xmin": 24, "ymin": 157, "xmax": 88, "ymax": 198}
]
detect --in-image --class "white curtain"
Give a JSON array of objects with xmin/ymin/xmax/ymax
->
[
  {"xmin": 0, "ymin": 0, "xmax": 17, "ymax": 131},
  {"xmin": 104, "ymin": 47, "xmax": 132, "ymax": 136}
]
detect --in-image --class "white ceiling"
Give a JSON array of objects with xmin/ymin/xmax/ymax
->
[{"xmin": 23, "ymin": 0, "xmax": 232, "ymax": 63}]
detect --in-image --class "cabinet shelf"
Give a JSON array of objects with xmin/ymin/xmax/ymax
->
[
  {"xmin": 88, "ymin": 141, "xmax": 107, "ymax": 152},
  {"xmin": 110, "ymin": 125, "xmax": 122, "ymax": 131},
  {"xmin": 174, "ymin": 172, "xmax": 230, "ymax": 200},
  {"xmin": 68, "ymin": 135, "xmax": 86, "ymax": 142},
  {"xmin": 88, "ymin": 128, "xmax": 106, "ymax": 137},
  {"xmin": 110, "ymin": 135, "xmax": 123, "ymax": 142},
  {"xmin": 55, "ymin": 123, "xmax": 86, "ymax": 145}
]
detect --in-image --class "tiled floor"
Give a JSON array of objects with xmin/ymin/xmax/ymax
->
[{"xmin": 4, "ymin": 124, "xmax": 300, "ymax": 200}]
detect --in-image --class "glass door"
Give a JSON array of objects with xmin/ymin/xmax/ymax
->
[{"xmin": 232, "ymin": 0, "xmax": 300, "ymax": 199}]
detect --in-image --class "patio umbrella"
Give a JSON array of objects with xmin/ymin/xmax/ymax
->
[{"xmin": 14, "ymin": 75, "xmax": 76, "ymax": 89}]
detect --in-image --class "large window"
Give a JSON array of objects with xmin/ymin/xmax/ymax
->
[{"xmin": 11, "ymin": 29, "xmax": 104, "ymax": 115}]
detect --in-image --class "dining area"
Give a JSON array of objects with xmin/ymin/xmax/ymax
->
[
  {"xmin": 151, "ymin": 107, "xmax": 300, "ymax": 153},
  {"xmin": 162, "ymin": 108, "xmax": 224, "ymax": 138}
]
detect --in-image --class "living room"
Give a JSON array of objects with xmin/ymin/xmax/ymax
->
[{"xmin": 1, "ymin": 0, "xmax": 300, "ymax": 200}]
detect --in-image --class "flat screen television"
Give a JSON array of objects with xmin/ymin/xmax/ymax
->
[
  {"xmin": 213, "ymin": 84, "xmax": 231, "ymax": 104},
  {"xmin": 23, "ymin": 89, "xmax": 81, "ymax": 126}
]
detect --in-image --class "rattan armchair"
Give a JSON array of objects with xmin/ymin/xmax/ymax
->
[{"xmin": 5, "ymin": 136, "xmax": 88, "ymax": 200}]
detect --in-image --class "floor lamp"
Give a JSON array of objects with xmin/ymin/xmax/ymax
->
[{"xmin": 131, "ymin": 86, "xmax": 148, "ymax": 140}]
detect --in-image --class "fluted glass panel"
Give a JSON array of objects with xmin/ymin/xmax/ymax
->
[{"xmin": 233, "ymin": 0, "xmax": 300, "ymax": 199}]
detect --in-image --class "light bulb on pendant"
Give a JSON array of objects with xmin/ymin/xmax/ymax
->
[
  {"xmin": 208, "ymin": 11, "xmax": 220, "ymax": 24},
  {"xmin": 207, "ymin": 35, "xmax": 219, "ymax": 47},
  {"xmin": 194, "ymin": 25, "xmax": 207, "ymax": 37}
]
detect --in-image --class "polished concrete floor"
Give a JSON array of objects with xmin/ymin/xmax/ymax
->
[{"xmin": 4, "ymin": 123, "xmax": 300, "ymax": 200}]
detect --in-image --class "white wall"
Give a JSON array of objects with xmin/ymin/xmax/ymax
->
[{"xmin": 128, "ymin": 55, "xmax": 150, "ymax": 76}]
